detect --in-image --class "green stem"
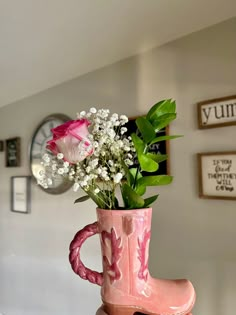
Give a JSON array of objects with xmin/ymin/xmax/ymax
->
[
  {"xmin": 132, "ymin": 144, "xmax": 148, "ymax": 189},
  {"xmin": 86, "ymin": 188, "xmax": 110, "ymax": 209}
]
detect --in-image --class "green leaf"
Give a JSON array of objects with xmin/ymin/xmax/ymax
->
[
  {"xmin": 135, "ymin": 183, "xmax": 146, "ymax": 196},
  {"xmin": 129, "ymin": 168, "xmax": 142, "ymax": 181},
  {"xmin": 138, "ymin": 153, "xmax": 159, "ymax": 172},
  {"xmin": 74, "ymin": 195, "xmax": 90, "ymax": 203},
  {"xmin": 151, "ymin": 113, "xmax": 176, "ymax": 131},
  {"xmin": 146, "ymin": 153, "xmax": 168, "ymax": 163},
  {"xmin": 135, "ymin": 117, "xmax": 156, "ymax": 143},
  {"xmin": 131, "ymin": 133, "xmax": 145, "ymax": 154},
  {"xmin": 121, "ymin": 183, "xmax": 145, "ymax": 209},
  {"xmin": 150, "ymin": 135, "xmax": 182, "ymax": 145},
  {"xmin": 144, "ymin": 195, "xmax": 159, "ymax": 207},
  {"xmin": 146, "ymin": 99, "xmax": 176, "ymax": 122},
  {"xmin": 138, "ymin": 175, "xmax": 173, "ymax": 187}
]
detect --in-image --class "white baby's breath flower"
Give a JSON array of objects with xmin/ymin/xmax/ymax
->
[
  {"xmin": 42, "ymin": 153, "xmax": 50, "ymax": 162},
  {"xmin": 80, "ymin": 111, "xmax": 86, "ymax": 117},
  {"xmin": 96, "ymin": 168, "xmax": 102, "ymax": 175},
  {"xmin": 83, "ymin": 175, "xmax": 90, "ymax": 182},
  {"xmin": 63, "ymin": 161, "xmax": 69, "ymax": 168},
  {"xmin": 80, "ymin": 181, "xmax": 87, "ymax": 187},
  {"xmin": 120, "ymin": 127, "xmax": 127, "ymax": 135},
  {"xmin": 90, "ymin": 107, "xmax": 97, "ymax": 114},
  {"xmin": 86, "ymin": 166, "xmax": 91, "ymax": 173},
  {"xmin": 89, "ymin": 158, "xmax": 98, "ymax": 168},
  {"xmin": 94, "ymin": 188, "xmax": 100, "ymax": 194},
  {"xmin": 107, "ymin": 129, "xmax": 115, "ymax": 138},
  {"xmin": 117, "ymin": 140, "xmax": 123, "ymax": 148},
  {"xmin": 69, "ymin": 170, "xmax": 75, "ymax": 178},
  {"xmin": 58, "ymin": 168, "xmax": 64, "ymax": 175},
  {"xmin": 52, "ymin": 164, "xmax": 57, "ymax": 171},
  {"xmin": 106, "ymin": 121, "xmax": 112, "ymax": 128},
  {"xmin": 108, "ymin": 160, "xmax": 114, "ymax": 166},
  {"xmin": 101, "ymin": 170, "xmax": 108, "ymax": 178},
  {"xmin": 73, "ymin": 183, "xmax": 80, "ymax": 192},
  {"xmin": 64, "ymin": 167, "xmax": 69, "ymax": 173},
  {"xmin": 125, "ymin": 159, "xmax": 133, "ymax": 166},
  {"xmin": 98, "ymin": 109, "xmax": 109, "ymax": 119},
  {"xmin": 114, "ymin": 172, "xmax": 123, "ymax": 184},
  {"xmin": 120, "ymin": 115, "xmax": 128, "ymax": 123},
  {"xmin": 79, "ymin": 171, "xmax": 85, "ymax": 177},
  {"xmin": 57, "ymin": 153, "xmax": 64, "ymax": 160},
  {"xmin": 111, "ymin": 113, "xmax": 118, "ymax": 121}
]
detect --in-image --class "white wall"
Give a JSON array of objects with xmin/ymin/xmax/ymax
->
[{"xmin": 0, "ymin": 18, "xmax": 236, "ymax": 315}]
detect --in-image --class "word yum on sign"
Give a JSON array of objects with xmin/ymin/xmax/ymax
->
[{"xmin": 198, "ymin": 95, "xmax": 236, "ymax": 129}]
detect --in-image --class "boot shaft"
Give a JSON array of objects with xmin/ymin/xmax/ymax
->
[{"xmin": 96, "ymin": 208, "xmax": 152, "ymax": 297}]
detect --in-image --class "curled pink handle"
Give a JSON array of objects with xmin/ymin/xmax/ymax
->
[{"xmin": 69, "ymin": 221, "xmax": 103, "ymax": 286}]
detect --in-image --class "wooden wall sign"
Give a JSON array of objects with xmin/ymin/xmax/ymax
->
[
  {"xmin": 197, "ymin": 95, "xmax": 236, "ymax": 129},
  {"xmin": 198, "ymin": 151, "xmax": 236, "ymax": 200}
]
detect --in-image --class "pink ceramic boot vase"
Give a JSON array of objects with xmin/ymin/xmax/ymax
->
[{"xmin": 69, "ymin": 208, "xmax": 196, "ymax": 315}]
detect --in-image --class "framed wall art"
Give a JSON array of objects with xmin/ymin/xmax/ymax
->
[
  {"xmin": 197, "ymin": 94, "xmax": 236, "ymax": 129},
  {"xmin": 126, "ymin": 117, "xmax": 170, "ymax": 175},
  {"xmin": 0, "ymin": 140, "xmax": 4, "ymax": 152},
  {"xmin": 198, "ymin": 151, "xmax": 236, "ymax": 200},
  {"xmin": 5, "ymin": 137, "xmax": 21, "ymax": 167},
  {"xmin": 11, "ymin": 176, "xmax": 31, "ymax": 213}
]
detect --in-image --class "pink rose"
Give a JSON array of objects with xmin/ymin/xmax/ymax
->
[{"xmin": 47, "ymin": 119, "xmax": 93, "ymax": 164}]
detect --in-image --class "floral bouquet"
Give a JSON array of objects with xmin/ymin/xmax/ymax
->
[{"xmin": 38, "ymin": 99, "xmax": 180, "ymax": 210}]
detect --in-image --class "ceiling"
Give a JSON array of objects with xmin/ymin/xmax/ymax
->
[{"xmin": 0, "ymin": 0, "xmax": 235, "ymax": 108}]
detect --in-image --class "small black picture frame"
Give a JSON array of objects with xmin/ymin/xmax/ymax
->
[
  {"xmin": 126, "ymin": 117, "xmax": 170, "ymax": 175},
  {"xmin": 5, "ymin": 137, "xmax": 21, "ymax": 167},
  {"xmin": 0, "ymin": 140, "xmax": 4, "ymax": 152},
  {"xmin": 11, "ymin": 176, "xmax": 31, "ymax": 213}
]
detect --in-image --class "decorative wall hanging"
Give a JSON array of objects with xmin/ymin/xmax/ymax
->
[
  {"xmin": 126, "ymin": 117, "xmax": 170, "ymax": 175},
  {"xmin": 198, "ymin": 151, "xmax": 236, "ymax": 200},
  {"xmin": 0, "ymin": 140, "xmax": 4, "ymax": 152},
  {"xmin": 5, "ymin": 137, "xmax": 21, "ymax": 167},
  {"xmin": 11, "ymin": 176, "xmax": 31, "ymax": 213},
  {"xmin": 197, "ymin": 94, "xmax": 236, "ymax": 129}
]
